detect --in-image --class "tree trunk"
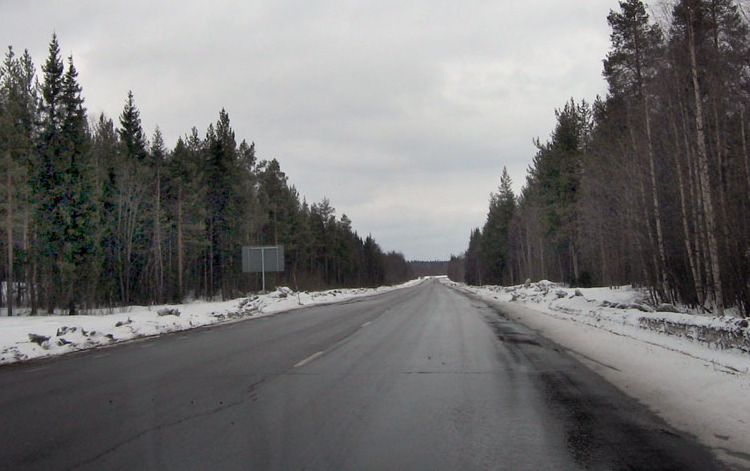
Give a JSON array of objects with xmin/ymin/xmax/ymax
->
[
  {"xmin": 742, "ymin": 108, "xmax": 750, "ymax": 207},
  {"xmin": 26, "ymin": 207, "xmax": 36, "ymax": 315},
  {"xmin": 712, "ymin": 103, "xmax": 730, "ymax": 245},
  {"xmin": 154, "ymin": 165, "xmax": 163, "ymax": 303},
  {"xmin": 688, "ymin": 8, "xmax": 724, "ymax": 314},
  {"xmin": 680, "ymin": 95, "xmax": 709, "ymax": 309},
  {"xmin": 6, "ymin": 152, "xmax": 13, "ymax": 317},
  {"xmin": 739, "ymin": 108, "xmax": 750, "ymax": 210},
  {"xmin": 669, "ymin": 101, "xmax": 704, "ymax": 309},
  {"xmin": 177, "ymin": 187, "xmax": 184, "ymax": 300},
  {"xmin": 208, "ymin": 218, "xmax": 214, "ymax": 299},
  {"xmin": 539, "ymin": 236, "xmax": 545, "ymax": 281},
  {"xmin": 643, "ymin": 96, "xmax": 670, "ymax": 301},
  {"xmin": 598, "ymin": 227, "xmax": 609, "ymax": 286}
]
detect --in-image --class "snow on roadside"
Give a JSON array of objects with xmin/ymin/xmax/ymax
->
[
  {"xmin": 445, "ymin": 279, "xmax": 750, "ymax": 469},
  {"xmin": 447, "ymin": 279, "xmax": 750, "ymax": 370},
  {"xmin": 0, "ymin": 279, "xmax": 422, "ymax": 365}
]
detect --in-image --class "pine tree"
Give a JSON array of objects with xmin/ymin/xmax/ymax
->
[
  {"xmin": 532, "ymin": 99, "xmax": 591, "ymax": 283},
  {"xmin": 667, "ymin": 0, "xmax": 750, "ymax": 314},
  {"xmin": 605, "ymin": 0, "xmax": 670, "ymax": 299}
]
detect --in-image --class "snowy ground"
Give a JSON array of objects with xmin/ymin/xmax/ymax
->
[
  {"xmin": 445, "ymin": 279, "xmax": 750, "ymax": 470},
  {"xmin": 0, "ymin": 280, "xmax": 422, "ymax": 366}
]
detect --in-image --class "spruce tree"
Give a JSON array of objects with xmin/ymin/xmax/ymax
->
[
  {"xmin": 1, "ymin": 47, "xmax": 37, "ymax": 315},
  {"xmin": 481, "ymin": 167, "xmax": 516, "ymax": 285},
  {"xmin": 362, "ymin": 235, "xmax": 385, "ymax": 287},
  {"xmin": 90, "ymin": 113, "xmax": 121, "ymax": 304},
  {"xmin": 118, "ymin": 91, "xmax": 148, "ymax": 162},
  {"xmin": 34, "ymin": 35, "xmax": 68, "ymax": 312},
  {"xmin": 61, "ymin": 56, "xmax": 97, "ymax": 313},
  {"xmin": 204, "ymin": 109, "xmax": 238, "ymax": 298},
  {"xmin": 464, "ymin": 228, "xmax": 484, "ymax": 286},
  {"xmin": 167, "ymin": 133, "xmax": 207, "ymax": 300},
  {"xmin": 149, "ymin": 127, "xmax": 167, "ymax": 302},
  {"xmin": 34, "ymin": 36, "xmax": 94, "ymax": 314},
  {"xmin": 114, "ymin": 92, "xmax": 149, "ymax": 304}
]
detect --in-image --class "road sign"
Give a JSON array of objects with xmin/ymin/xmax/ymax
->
[{"xmin": 242, "ymin": 246, "xmax": 284, "ymax": 293}]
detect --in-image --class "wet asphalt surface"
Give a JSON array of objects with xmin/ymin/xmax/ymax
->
[{"xmin": 0, "ymin": 279, "xmax": 723, "ymax": 470}]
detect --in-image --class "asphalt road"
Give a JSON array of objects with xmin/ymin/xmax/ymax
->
[{"xmin": 0, "ymin": 279, "xmax": 722, "ymax": 470}]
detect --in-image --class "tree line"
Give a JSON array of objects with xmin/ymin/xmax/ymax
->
[
  {"xmin": 457, "ymin": 0, "xmax": 750, "ymax": 317},
  {"xmin": 0, "ymin": 34, "xmax": 412, "ymax": 315},
  {"xmin": 408, "ymin": 260, "xmax": 450, "ymax": 278}
]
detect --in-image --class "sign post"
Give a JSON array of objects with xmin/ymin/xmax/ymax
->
[{"xmin": 242, "ymin": 245, "xmax": 284, "ymax": 293}]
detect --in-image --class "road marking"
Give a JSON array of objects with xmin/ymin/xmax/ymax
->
[
  {"xmin": 294, "ymin": 351, "xmax": 324, "ymax": 368},
  {"xmin": 361, "ymin": 321, "xmax": 372, "ymax": 328},
  {"xmin": 24, "ymin": 366, "xmax": 48, "ymax": 374}
]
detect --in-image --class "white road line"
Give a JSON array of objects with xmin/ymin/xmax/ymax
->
[
  {"xmin": 294, "ymin": 351, "xmax": 324, "ymax": 368},
  {"xmin": 361, "ymin": 321, "xmax": 372, "ymax": 328},
  {"xmin": 24, "ymin": 366, "xmax": 48, "ymax": 374}
]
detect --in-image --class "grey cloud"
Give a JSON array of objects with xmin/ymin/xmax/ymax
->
[{"xmin": 2, "ymin": 0, "xmax": 620, "ymax": 260}]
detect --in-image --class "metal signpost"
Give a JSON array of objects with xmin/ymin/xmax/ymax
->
[{"xmin": 242, "ymin": 245, "xmax": 284, "ymax": 293}]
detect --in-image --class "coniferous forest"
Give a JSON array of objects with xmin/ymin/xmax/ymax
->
[
  {"xmin": 0, "ymin": 34, "xmax": 412, "ymax": 315},
  {"xmin": 456, "ymin": 0, "xmax": 750, "ymax": 317}
]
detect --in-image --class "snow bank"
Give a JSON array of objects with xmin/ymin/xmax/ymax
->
[
  {"xmin": 448, "ymin": 280, "xmax": 750, "ymax": 366},
  {"xmin": 0, "ymin": 280, "xmax": 422, "ymax": 365},
  {"xmin": 445, "ymin": 279, "xmax": 750, "ymax": 469}
]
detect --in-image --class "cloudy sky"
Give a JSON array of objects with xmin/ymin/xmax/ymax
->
[{"xmin": 2, "ymin": 0, "xmax": 621, "ymax": 260}]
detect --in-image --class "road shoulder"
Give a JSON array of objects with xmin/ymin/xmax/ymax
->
[{"xmin": 477, "ymin": 296, "xmax": 750, "ymax": 470}]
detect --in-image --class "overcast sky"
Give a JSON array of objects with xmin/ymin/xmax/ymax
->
[{"xmin": 2, "ymin": 0, "xmax": 621, "ymax": 260}]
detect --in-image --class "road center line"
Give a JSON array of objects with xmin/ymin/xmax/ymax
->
[
  {"xmin": 294, "ymin": 351, "xmax": 324, "ymax": 368},
  {"xmin": 24, "ymin": 366, "xmax": 48, "ymax": 374}
]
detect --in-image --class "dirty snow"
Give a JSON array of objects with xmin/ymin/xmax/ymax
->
[{"xmin": 445, "ymin": 279, "xmax": 750, "ymax": 470}]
